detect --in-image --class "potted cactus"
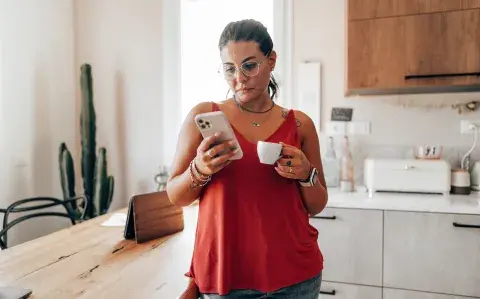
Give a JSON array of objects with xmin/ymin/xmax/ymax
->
[{"xmin": 59, "ymin": 63, "xmax": 114, "ymax": 220}]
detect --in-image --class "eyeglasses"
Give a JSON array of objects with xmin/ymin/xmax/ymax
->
[{"xmin": 218, "ymin": 54, "xmax": 270, "ymax": 80}]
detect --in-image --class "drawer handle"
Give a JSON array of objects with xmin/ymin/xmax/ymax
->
[
  {"xmin": 311, "ymin": 216, "xmax": 336, "ymax": 220},
  {"xmin": 405, "ymin": 72, "xmax": 480, "ymax": 80},
  {"xmin": 453, "ymin": 222, "xmax": 480, "ymax": 229},
  {"xmin": 319, "ymin": 289, "xmax": 336, "ymax": 295}
]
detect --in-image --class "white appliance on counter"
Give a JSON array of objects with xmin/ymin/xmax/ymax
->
[{"xmin": 364, "ymin": 158, "xmax": 451, "ymax": 196}]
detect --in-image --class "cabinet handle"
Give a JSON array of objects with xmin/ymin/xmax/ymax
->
[
  {"xmin": 319, "ymin": 289, "xmax": 336, "ymax": 295},
  {"xmin": 311, "ymin": 215, "xmax": 336, "ymax": 220},
  {"xmin": 405, "ymin": 72, "xmax": 480, "ymax": 80},
  {"xmin": 453, "ymin": 222, "xmax": 480, "ymax": 229}
]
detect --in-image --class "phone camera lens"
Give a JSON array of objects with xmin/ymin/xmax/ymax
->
[
  {"xmin": 201, "ymin": 124, "xmax": 206, "ymax": 129},
  {"xmin": 205, "ymin": 121, "xmax": 210, "ymax": 125},
  {"xmin": 198, "ymin": 119, "xmax": 204, "ymax": 124}
]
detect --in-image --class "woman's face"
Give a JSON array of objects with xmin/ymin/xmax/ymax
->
[{"xmin": 220, "ymin": 41, "xmax": 276, "ymax": 104}]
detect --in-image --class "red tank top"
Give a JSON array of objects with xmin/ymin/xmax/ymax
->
[{"xmin": 186, "ymin": 102, "xmax": 323, "ymax": 295}]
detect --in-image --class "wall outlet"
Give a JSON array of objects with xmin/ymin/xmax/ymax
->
[
  {"xmin": 460, "ymin": 120, "xmax": 480, "ymax": 134},
  {"xmin": 326, "ymin": 121, "xmax": 371, "ymax": 135}
]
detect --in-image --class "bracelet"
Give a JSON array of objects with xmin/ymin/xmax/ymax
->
[
  {"xmin": 189, "ymin": 160, "xmax": 211, "ymax": 188},
  {"xmin": 192, "ymin": 159, "xmax": 210, "ymax": 181}
]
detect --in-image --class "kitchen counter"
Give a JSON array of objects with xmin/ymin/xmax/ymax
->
[{"xmin": 323, "ymin": 187, "xmax": 480, "ymax": 215}]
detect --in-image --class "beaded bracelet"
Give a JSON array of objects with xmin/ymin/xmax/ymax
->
[
  {"xmin": 189, "ymin": 160, "xmax": 211, "ymax": 188},
  {"xmin": 192, "ymin": 159, "xmax": 210, "ymax": 181}
]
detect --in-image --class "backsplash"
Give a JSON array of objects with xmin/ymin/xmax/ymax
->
[{"xmin": 320, "ymin": 135, "xmax": 480, "ymax": 186}]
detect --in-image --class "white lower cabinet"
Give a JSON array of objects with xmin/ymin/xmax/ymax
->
[
  {"xmin": 313, "ymin": 206, "xmax": 480, "ymax": 299},
  {"xmin": 310, "ymin": 208, "xmax": 383, "ymax": 287},
  {"xmin": 318, "ymin": 281, "xmax": 382, "ymax": 299},
  {"xmin": 383, "ymin": 288, "xmax": 480, "ymax": 299},
  {"xmin": 383, "ymin": 211, "xmax": 480, "ymax": 298}
]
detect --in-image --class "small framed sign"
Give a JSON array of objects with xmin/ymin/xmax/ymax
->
[{"xmin": 331, "ymin": 107, "xmax": 353, "ymax": 121}]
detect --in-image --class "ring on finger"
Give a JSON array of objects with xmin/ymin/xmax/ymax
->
[
  {"xmin": 207, "ymin": 149, "xmax": 215, "ymax": 158},
  {"xmin": 289, "ymin": 166, "xmax": 293, "ymax": 173}
]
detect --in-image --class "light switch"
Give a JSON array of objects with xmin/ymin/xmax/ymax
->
[
  {"xmin": 347, "ymin": 121, "xmax": 371, "ymax": 135},
  {"xmin": 325, "ymin": 121, "xmax": 371, "ymax": 135},
  {"xmin": 326, "ymin": 121, "xmax": 347, "ymax": 135}
]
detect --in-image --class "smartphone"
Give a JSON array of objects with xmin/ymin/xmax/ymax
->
[
  {"xmin": 0, "ymin": 287, "xmax": 32, "ymax": 299},
  {"xmin": 194, "ymin": 111, "xmax": 243, "ymax": 160}
]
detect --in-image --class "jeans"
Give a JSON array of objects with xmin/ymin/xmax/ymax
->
[{"xmin": 200, "ymin": 272, "xmax": 322, "ymax": 299}]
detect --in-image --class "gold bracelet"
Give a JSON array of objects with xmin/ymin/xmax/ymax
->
[
  {"xmin": 189, "ymin": 160, "xmax": 211, "ymax": 188},
  {"xmin": 192, "ymin": 159, "xmax": 210, "ymax": 181}
]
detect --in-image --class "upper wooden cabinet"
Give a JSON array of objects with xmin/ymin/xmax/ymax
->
[
  {"xmin": 404, "ymin": 9, "xmax": 480, "ymax": 88},
  {"xmin": 348, "ymin": 0, "xmax": 479, "ymax": 20},
  {"xmin": 347, "ymin": 16, "xmax": 407, "ymax": 92},
  {"xmin": 346, "ymin": 6, "xmax": 480, "ymax": 95},
  {"xmin": 463, "ymin": 0, "xmax": 480, "ymax": 10}
]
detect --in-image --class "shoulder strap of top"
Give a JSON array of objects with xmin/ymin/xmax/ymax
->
[
  {"xmin": 285, "ymin": 109, "xmax": 302, "ymax": 146},
  {"xmin": 284, "ymin": 109, "xmax": 297, "ymax": 126}
]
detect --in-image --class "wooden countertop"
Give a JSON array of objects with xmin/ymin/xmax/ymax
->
[{"xmin": 0, "ymin": 204, "xmax": 199, "ymax": 299}]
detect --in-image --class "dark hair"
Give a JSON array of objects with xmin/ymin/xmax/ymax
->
[{"xmin": 218, "ymin": 19, "xmax": 279, "ymax": 99}]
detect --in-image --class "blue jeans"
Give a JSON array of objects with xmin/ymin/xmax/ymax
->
[{"xmin": 200, "ymin": 272, "xmax": 322, "ymax": 299}]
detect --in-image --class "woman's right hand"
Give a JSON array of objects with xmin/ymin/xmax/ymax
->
[{"xmin": 194, "ymin": 132, "xmax": 239, "ymax": 176}]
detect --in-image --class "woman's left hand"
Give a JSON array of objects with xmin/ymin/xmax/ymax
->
[{"xmin": 275, "ymin": 142, "xmax": 311, "ymax": 180}]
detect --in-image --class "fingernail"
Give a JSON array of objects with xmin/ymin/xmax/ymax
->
[
  {"xmin": 228, "ymin": 140, "xmax": 236, "ymax": 146},
  {"xmin": 214, "ymin": 132, "xmax": 221, "ymax": 137}
]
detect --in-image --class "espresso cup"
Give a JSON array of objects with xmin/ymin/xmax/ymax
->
[{"xmin": 257, "ymin": 141, "xmax": 282, "ymax": 165}]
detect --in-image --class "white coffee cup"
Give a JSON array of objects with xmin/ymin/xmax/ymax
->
[{"xmin": 257, "ymin": 141, "xmax": 282, "ymax": 165}]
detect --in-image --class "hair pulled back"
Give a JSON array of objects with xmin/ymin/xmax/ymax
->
[{"xmin": 218, "ymin": 19, "xmax": 279, "ymax": 99}]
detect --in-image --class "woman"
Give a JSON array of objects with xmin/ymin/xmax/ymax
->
[{"xmin": 167, "ymin": 19, "xmax": 328, "ymax": 299}]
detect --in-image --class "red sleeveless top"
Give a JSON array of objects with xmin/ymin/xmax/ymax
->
[{"xmin": 186, "ymin": 102, "xmax": 323, "ymax": 295}]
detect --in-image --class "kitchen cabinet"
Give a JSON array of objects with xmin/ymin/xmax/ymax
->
[
  {"xmin": 404, "ymin": 9, "xmax": 480, "ymax": 89},
  {"xmin": 347, "ymin": 16, "xmax": 407, "ymax": 92},
  {"xmin": 319, "ymin": 281, "xmax": 382, "ymax": 299},
  {"xmin": 346, "ymin": 9, "xmax": 480, "ymax": 95},
  {"xmin": 383, "ymin": 288, "xmax": 479, "ymax": 299},
  {"xmin": 463, "ymin": 0, "xmax": 480, "ymax": 9},
  {"xmin": 383, "ymin": 211, "xmax": 480, "ymax": 298},
  {"xmin": 348, "ymin": 0, "xmax": 463, "ymax": 21},
  {"xmin": 309, "ymin": 208, "xmax": 383, "ymax": 287}
]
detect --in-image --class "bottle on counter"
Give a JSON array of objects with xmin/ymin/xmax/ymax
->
[
  {"xmin": 339, "ymin": 136, "xmax": 355, "ymax": 192},
  {"xmin": 322, "ymin": 136, "xmax": 339, "ymax": 187}
]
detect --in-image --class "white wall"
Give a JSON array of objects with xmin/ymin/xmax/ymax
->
[
  {"xmin": 293, "ymin": 0, "xmax": 480, "ymax": 149},
  {"xmin": 0, "ymin": 0, "xmax": 173, "ymax": 247},
  {"xmin": 74, "ymin": 0, "xmax": 166, "ymax": 211},
  {"xmin": 0, "ymin": 0, "xmax": 77, "ymax": 246}
]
